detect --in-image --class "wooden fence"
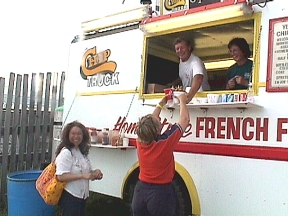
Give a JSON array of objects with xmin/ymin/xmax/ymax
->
[{"xmin": 0, "ymin": 72, "xmax": 65, "ymax": 204}]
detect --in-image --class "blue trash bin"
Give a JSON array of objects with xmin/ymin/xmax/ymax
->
[{"xmin": 7, "ymin": 170, "xmax": 56, "ymax": 216}]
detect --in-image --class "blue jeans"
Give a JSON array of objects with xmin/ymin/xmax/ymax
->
[
  {"xmin": 131, "ymin": 180, "xmax": 176, "ymax": 216},
  {"xmin": 58, "ymin": 190, "xmax": 87, "ymax": 216}
]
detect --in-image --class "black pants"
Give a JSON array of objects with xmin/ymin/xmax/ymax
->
[
  {"xmin": 131, "ymin": 180, "xmax": 176, "ymax": 216},
  {"xmin": 58, "ymin": 190, "xmax": 87, "ymax": 216}
]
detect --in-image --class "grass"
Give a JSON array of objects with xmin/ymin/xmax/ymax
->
[
  {"xmin": 0, "ymin": 192, "xmax": 130, "ymax": 216},
  {"xmin": 85, "ymin": 192, "xmax": 130, "ymax": 216}
]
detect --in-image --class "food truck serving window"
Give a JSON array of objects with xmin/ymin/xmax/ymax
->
[{"xmin": 140, "ymin": 3, "xmax": 261, "ymax": 98}]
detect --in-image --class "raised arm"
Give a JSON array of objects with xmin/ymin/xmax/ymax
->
[
  {"xmin": 177, "ymin": 93, "xmax": 190, "ymax": 130},
  {"xmin": 153, "ymin": 96, "xmax": 167, "ymax": 118}
]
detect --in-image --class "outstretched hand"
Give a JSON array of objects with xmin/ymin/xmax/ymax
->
[{"xmin": 159, "ymin": 96, "xmax": 167, "ymax": 107}]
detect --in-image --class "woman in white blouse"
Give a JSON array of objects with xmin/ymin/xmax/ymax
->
[{"xmin": 55, "ymin": 121, "xmax": 103, "ymax": 216}]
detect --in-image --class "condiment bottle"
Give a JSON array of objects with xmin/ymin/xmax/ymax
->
[
  {"xmin": 109, "ymin": 130, "xmax": 118, "ymax": 146},
  {"xmin": 96, "ymin": 129, "xmax": 102, "ymax": 143},
  {"xmin": 86, "ymin": 127, "xmax": 92, "ymax": 140},
  {"xmin": 117, "ymin": 132, "xmax": 125, "ymax": 146},
  {"xmin": 90, "ymin": 127, "xmax": 97, "ymax": 144},
  {"xmin": 102, "ymin": 128, "xmax": 109, "ymax": 145}
]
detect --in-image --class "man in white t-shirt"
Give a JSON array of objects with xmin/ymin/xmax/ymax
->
[{"xmin": 168, "ymin": 38, "xmax": 210, "ymax": 103}]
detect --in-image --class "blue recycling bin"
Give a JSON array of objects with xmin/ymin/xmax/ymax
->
[{"xmin": 7, "ymin": 170, "xmax": 56, "ymax": 216}]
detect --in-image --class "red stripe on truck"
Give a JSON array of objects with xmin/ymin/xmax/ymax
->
[{"xmin": 129, "ymin": 139, "xmax": 288, "ymax": 161}]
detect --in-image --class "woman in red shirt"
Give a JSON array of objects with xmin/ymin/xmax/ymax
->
[{"xmin": 132, "ymin": 93, "xmax": 190, "ymax": 216}]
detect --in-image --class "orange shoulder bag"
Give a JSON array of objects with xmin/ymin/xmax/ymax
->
[{"xmin": 36, "ymin": 159, "xmax": 66, "ymax": 205}]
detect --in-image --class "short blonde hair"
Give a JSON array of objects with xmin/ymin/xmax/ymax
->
[
  {"xmin": 174, "ymin": 37, "xmax": 195, "ymax": 52},
  {"xmin": 136, "ymin": 114, "xmax": 161, "ymax": 144}
]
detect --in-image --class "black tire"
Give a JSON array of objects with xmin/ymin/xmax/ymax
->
[
  {"xmin": 124, "ymin": 170, "xmax": 192, "ymax": 216},
  {"xmin": 123, "ymin": 169, "xmax": 139, "ymax": 216},
  {"xmin": 172, "ymin": 173, "xmax": 192, "ymax": 216}
]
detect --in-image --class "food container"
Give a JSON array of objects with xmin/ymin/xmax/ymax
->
[
  {"xmin": 122, "ymin": 137, "xmax": 129, "ymax": 147},
  {"xmin": 234, "ymin": 93, "xmax": 240, "ymax": 102},
  {"xmin": 207, "ymin": 94, "xmax": 219, "ymax": 104},
  {"xmin": 240, "ymin": 92, "xmax": 247, "ymax": 101},
  {"xmin": 96, "ymin": 129, "xmax": 102, "ymax": 143},
  {"xmin": 164, "ymin": 88, "xmax": 175, "ymax": 107},
  {"xmin": 110, "ymin": 130, "xmax": 119, "ymax": 146},
  {"xmin": 102, "ymin": 128, "xmax": 109, "ymax": 145},
  {"xmin": 227, "ymin": 94, "xmax": 234, "ymax": 102},
  {"xmin": 221, "ymin": 94, "xmax": 227, "ymax": 103},
  {"xmin": 173, "ymin": 91, "xmax": 185, "ymax": 104},
  {"xmin": 119, "ymin": 132, "xmax": 126, "ymax": 146},
  {"xmin": 164, "ymin": 88, "xmax": 174, "ymax": 102},
  {"xmin": 90, "ymin": 127, "xmax": 97, "ymax": 144}
]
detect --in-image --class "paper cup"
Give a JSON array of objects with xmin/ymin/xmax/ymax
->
[
  {"xmin": 240, "ymin": 93, "xmax": 247, "ymax": 101},
  {"xmin": 123, "ymin": 137, "xmax": 129, "ymax": 147},
  {"xmin": 173, "ymin": 91, "xmax": 185, "ymax": 104},
  {"xmin": 164, "ymin": 88, "xmax": 174, "ymax": 102}
]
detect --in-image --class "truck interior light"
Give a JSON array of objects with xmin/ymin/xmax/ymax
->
[
  {"xmin": 204, "ymin": 60, "xmax": 236, "ymax": 70},
  {"xmin": 140, "ymin": 3, "xmax": 253, "ymax": 34},
  {"xmin": 204, "ymin": 58, "xmax": 253, "ymax": 70},
  {"xmin": 81, "ymin": 5, "xmax": 150, "ymax": 33}
]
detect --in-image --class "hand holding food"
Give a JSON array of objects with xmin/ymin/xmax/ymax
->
[
  {"xmin": 92, "ymin": 169, "xmax": 103, "ymax": 180},
  {"xmin": 173, "ymin": 86, "xmax": 184, "ymax": 92},
  {"xmin": 235, "ymin": 76, "xmax": 246, "ymax": 86},
  {"xmin": 228, "ymin": 78, "xmax": 236, "ymax": 89},
  {"xmin": 175, "ymin": 92, "xmax": 187, "ymax": 104}
]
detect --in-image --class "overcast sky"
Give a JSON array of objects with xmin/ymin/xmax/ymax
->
[{"xmin": 0, "ymin": 0, "xmax": 141, "ymax": 81}]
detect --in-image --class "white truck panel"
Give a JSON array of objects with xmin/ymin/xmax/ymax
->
[{"xmin": 62, "ymin": 1, "xmax": 288, "ymax": 215}]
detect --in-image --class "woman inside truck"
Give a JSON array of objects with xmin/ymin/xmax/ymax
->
[{"xmin": 226, "ymin": 37, "xmax": 253, "ymax": 90}]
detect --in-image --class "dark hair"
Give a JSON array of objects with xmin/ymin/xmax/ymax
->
[
  {"xmin": 55, "ymin": 121, "xmax": 90, "ymax": 156},
  {"xmin": 174, "ymin": 37, "xmax": 195, "ymax": 52},
  {"xmin": 228, "ymin": 37, "xmax": 251, "ymax": 58},
  {"xmin": 136, "ymin": 114, "xmax": 161, "ymax": 144}
]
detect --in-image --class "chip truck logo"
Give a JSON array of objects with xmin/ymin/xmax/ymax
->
[
  {"xmin": 164, "ymin": 0, "xmax": 186, "ymax": 11},
  {"xmin": 80, "ymin": 46, "xmax": 117, "ymax": 80}
]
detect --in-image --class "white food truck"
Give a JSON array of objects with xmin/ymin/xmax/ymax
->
[{"xmin": 61, "ymin": 0, "xmax": 288, "ymax": 215}]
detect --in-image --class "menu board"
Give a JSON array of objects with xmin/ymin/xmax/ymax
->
[{"xmin": 267, "ymin": 16, "xmax": 288, "ymax": 92}]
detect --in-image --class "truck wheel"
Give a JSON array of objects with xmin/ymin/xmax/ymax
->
[
  {"xmin": 172, "ymin": 173, "xmax": 192, "ymax": 216},
  {"xmin": 125, "ymin": 173, "xmax": 192, "ymax": 216},
  {"xmin": 123, "ymin": 169, "xmax": 139, "ymax": 213},
  {"xmin": 124, "ymin": 180, "xmax": 138, "ymax": 215}
]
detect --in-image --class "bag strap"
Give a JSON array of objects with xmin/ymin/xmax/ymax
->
[{"xmin": 53, "ymin": 147, "xmax": 67, "ymax": 165}]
